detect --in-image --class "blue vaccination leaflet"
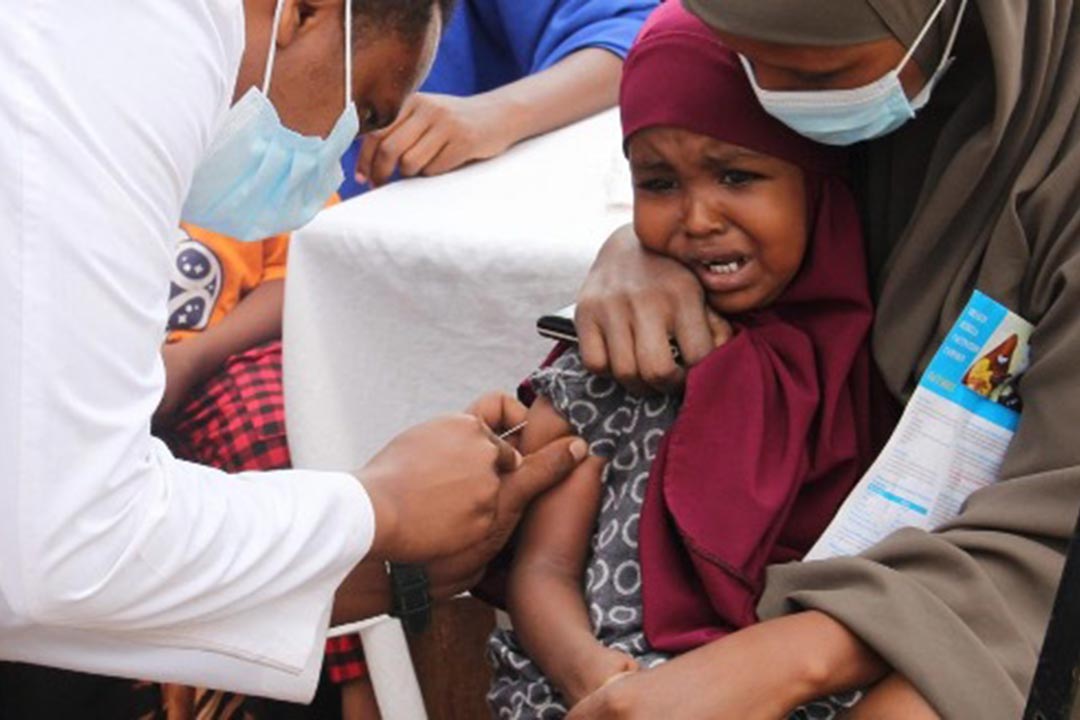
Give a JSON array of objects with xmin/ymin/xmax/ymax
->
[{"xmin": 806, "ymin": 291, "xmax": 1033, "ymax": 561}]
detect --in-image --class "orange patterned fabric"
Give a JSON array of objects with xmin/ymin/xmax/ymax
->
[{"xmin": 166, "ymin": 195, "xmax": 339, "ymax": 343}]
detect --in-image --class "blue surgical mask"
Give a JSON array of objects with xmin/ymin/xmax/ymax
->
[
  {"xmin": 740, "ymin": 0, "xmax": 968, "ymax": 146},
  {"xmin": 181, "ymin": 0, "xmax": 359, "ymax": 241}
]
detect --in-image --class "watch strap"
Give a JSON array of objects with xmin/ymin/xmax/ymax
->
[{"xmin": 387, "ymin": 562, "xmax": 431, "ymax": 634}]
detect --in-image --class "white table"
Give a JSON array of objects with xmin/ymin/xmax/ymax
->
[{"xmin": 283, "ymin": 109, "xmax": 631, "ymax": 718}]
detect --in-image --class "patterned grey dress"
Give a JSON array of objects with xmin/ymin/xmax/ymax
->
[{"xmin": 486, "ymin": 349, "xmax": 861, "ymax": 719}]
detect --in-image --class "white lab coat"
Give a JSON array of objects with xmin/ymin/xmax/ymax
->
[{"xmin": 0, "ymin": 1, "xmax": 375, "ymax": 701}]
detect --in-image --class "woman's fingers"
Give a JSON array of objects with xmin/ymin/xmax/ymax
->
[
  {"xmin": 576, "ymin": 310, "xmax": 610, "ymax": 377},
  {"xmin": 674, "ymin": 300, "xmax": 717, "ymax": 365},
  {"xmin": 603, "ymin": 310, "xmax": 648, "ymax": 396},
  {"xmin": 632, "ymin": 302, "xmax": 684, "ymax": 392}
]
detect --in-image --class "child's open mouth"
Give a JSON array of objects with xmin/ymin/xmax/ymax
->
[
  {"xmin": 695, "ymin": 254, "xmax": 755, "ymax": 292},
  {"xmin": 704, "ymin": 257, "xmax": 747, "ymax": 275}
]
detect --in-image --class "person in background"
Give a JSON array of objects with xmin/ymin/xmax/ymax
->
[{"xmin": 339, "ymin": 0, "xmax": 659, "ymax": 196}]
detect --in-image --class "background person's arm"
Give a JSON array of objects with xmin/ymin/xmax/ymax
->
[
  {"xmin": 156, "ymin": 278, "xmax": 284, "ymax": 424},
  {"xmin": 358, "ymin": 48, "xmax": 624, "ymax": 187}
]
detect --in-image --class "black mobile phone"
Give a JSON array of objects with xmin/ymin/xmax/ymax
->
[
  {"xmin": 536, "ymin": 304, "xmax": 579, "ymax": 343},
  {"xmin": 536, "ymin": 303, "xmax": 683, "ymax": 362}
]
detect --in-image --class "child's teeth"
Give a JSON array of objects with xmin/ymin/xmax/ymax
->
[{"xmin": 708, "ymin": 260, "xmax": 741, "ymax": 274}]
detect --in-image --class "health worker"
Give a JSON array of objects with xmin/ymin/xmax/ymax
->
[{"xmin": 0, "ymin": 0, "xmax": 585, "ymax": 702}]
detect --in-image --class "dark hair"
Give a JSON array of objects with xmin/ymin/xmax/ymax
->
[{"xmin": 352, "ymin": 0, "xmax": 457, "ymax": 42}]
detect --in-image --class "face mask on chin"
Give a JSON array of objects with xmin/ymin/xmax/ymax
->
[
  {"xmin": 739, "ymin": 0, "xmax": 969, "ymax": 146},
  {"xmin": 181, "ymin": 0, "xmax": 360, "ymax": 241}
]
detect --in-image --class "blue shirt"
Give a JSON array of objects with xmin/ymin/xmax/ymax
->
[{"xmin": 339, "ymin": 0, "xmax": 658, "ymax": 199}]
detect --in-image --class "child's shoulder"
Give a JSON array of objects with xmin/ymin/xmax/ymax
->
[
  {"xmin": 529, "ymin": 347, "xmax": 679, "ymax": 457},
  {"xmin": 529, "ymin": 347, "xmax": 620, "ymax": 414}
]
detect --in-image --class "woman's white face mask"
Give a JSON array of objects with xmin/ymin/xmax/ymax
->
[
  {"xmin": 181, "ymin": 0, "xmax": 359, "ymax": 241},
  {"xmin": 739, "ymin": 0, "xmax": 969, "ymax": 146}
]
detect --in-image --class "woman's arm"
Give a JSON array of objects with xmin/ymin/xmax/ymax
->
[
  {"xmin": 567, "ymin": 610, "xmax": 888, "ymax": 720},
  {"xmin": 357, "ymin": 48, "xmax": 623, "ymax": 187},
  {"xmin": 509, "ymin": 398, "xmax": 638, "ymax": 705},
  {"xmin": 575, "ymin": 225, "xmax": 714, "ymax": 396}
]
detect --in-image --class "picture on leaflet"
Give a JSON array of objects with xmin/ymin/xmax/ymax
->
[{"xmin": 961, "ymin": 328, "xmax": 1027, "ymax": 412}]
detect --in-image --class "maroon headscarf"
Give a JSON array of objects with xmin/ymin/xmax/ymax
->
[{"xmin": 624, "ymin": 3, "xmax": 876, "ymax": 653}]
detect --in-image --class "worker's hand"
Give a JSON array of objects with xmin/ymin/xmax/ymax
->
[
  {"xmin": 356, "ymin": 93, "xmax": 516, "ymax": 188},
  {"xmin": 421, "ymin": 392, "xmax": 589, "ymax": 596},
  {"xmin": 576, "ymin": 225, "xmax": 714, "ymax": 395},
  {"xmin": 155, "ymin": 341, "xmax": 206, "ymax": 428},
  {"xmin": 464, "ymin": 391, "xmax": 529, "ymax": 449},
  {"xmin": 357, "ymin": 399, "xmax": 587, "ymax": 565}
]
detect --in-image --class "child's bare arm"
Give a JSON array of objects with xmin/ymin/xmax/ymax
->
[
  {"xmin": 509, "ymin": 398, "xmax": 637, "ymax": 706},
  {"xmin": 156, "ymin": 280, "xmax": 283, "ymax": 424},
  {"xmin": 516, "ymin": 393, "xmax": 574, "ymax": 454}
]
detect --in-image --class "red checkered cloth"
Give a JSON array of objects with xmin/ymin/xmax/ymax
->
[
  {"xmin": 324, "ymin": 634, "xmax": 368, "ymax": 684},
  {"xmin": 161, "ymin": 339, "xmax": 368, "ymax": 684},
  {"xmin": 163, "ymin": 340, "xmax": 291, "ymax": 472}
]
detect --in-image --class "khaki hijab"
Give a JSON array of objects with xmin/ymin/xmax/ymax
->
[{"xmin": 681, "ymin": 1, "xmax": 1080, "ymax": 717}]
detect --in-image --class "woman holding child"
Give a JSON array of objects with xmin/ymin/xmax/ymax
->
[
  {"xmin": 488, "ymin": 6, "xmax": 877, "ymax": 718},
  {"xmin": 525, "ymin": 0, "xmax": 1077, "ymax": 717}
]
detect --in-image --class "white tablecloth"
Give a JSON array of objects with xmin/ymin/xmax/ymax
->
[{"xmin": 284, "ymin": 109, "xmax": 631, "ymax": 471}]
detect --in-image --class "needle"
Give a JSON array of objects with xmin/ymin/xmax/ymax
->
[{"xmin": 498, "ymin": 421, "xmax": 528, "ymax": 440}]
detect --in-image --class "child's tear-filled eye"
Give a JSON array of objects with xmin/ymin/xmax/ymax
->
[
  {"xmin": 635, "ymin": 177, "xmax": 678, "ymax": 193},
  {"xmin": 718, "ymin": 169, "xmax": 761, "ymax": 187}
]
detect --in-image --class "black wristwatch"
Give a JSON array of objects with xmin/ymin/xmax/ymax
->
[{"xmin": 387, "ymin": 563, "xmax": 432, "ymax": 634}]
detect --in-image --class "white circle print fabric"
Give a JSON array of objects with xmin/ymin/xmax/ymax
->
[
  {"xmin": 485, "ymin": 349, "xmax": 862, "ymax": 719},
  {"xmin": 487, "ymin": 349, "xmax": 676, "ymax": 719}
]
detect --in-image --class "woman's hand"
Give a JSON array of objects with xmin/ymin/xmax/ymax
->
[
  {"xmin": 357, "ymin": 93, "xmax": 515, "ymax": 188},
  {"xmin": 576, "ymin": 225, "xmax": 714, "ymax": 395},
  {"xmin": 565, "ymin": 651, "xmax": 786, "ymax": 720},
  {"xmin": 560, "ymin": 644, "xmax": 639, "ymax": 708},
  {"xmin": 567, "ymin": 611, "xmax": 889, "ymax": 720},
  {"xmin": 565, "ymin": 648, "xmax": 793, "ymax": 720},
  {"xmin": 842, "ymin": 674, "xmax": 940, "ymax": 720}
]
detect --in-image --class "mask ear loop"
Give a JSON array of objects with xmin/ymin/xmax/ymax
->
[
  {"xmin": 262, "ymin": 0, "xmax": 287, "ymax": 95},
  {"xmin": 897, "ymin": 0, "xmax": 968, "ymax": 76},
  {"xmin": 938, "ymin": 0, "xmax": 970, "ymax": 67},
  {"xmin": 344, "ymin": 0, "xmax": 353, "ymax": 110}
]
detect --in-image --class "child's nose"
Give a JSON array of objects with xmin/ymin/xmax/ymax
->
[{"xmin": 683, "ymin": 194, "xmax": 729, "ymax": 238}]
